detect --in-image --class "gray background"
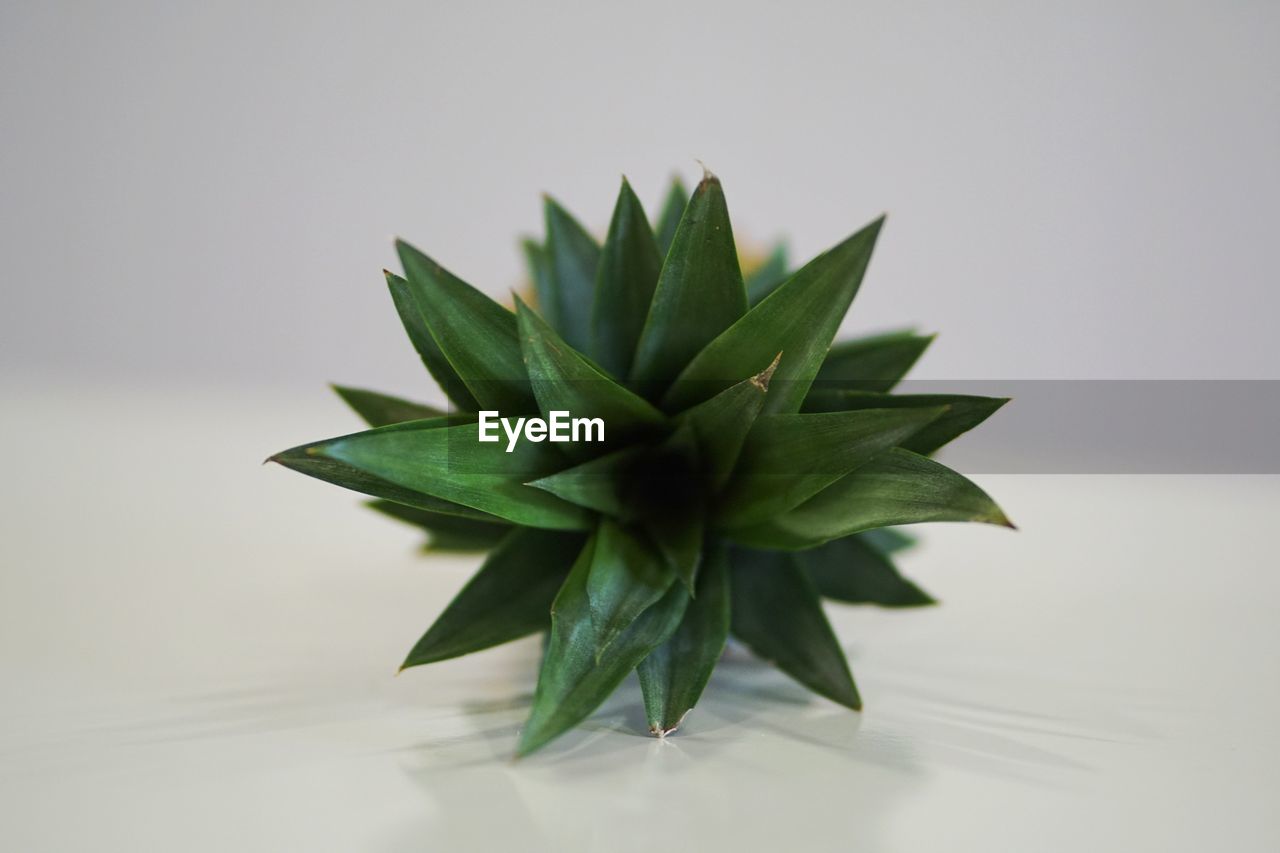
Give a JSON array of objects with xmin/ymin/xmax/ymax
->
[{"xmin": 3, "ymin": 1, "xmax": 1278, "ymax": 397}]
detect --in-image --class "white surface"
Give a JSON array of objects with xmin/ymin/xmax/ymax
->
[{"xmin": 2, "ymin": 381, "xmax": 1278, "ymax": 851}]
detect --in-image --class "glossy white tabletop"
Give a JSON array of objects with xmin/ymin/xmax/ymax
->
[{"xmin": 2, "ymin": 381, "xmax": 1277, "ymax": 851}]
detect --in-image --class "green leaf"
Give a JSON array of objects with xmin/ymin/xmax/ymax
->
[
  {"xmin": 716, "ymin": 406, "xmax": 948, "ymax": 527},
  {"xmin": 271, "ymin": 417, "xmax": 503, "ymax": 522},
  {"xmin": 630, "ymin": 174, "xmax": 748, "ymax": 388},
  {"xmin": 640, "ymin": 422, "xmax": 704, "ymax": 590},
  {"xmin": 677, "ymin": 354, "xmax": 778, "ymax": 491},
  {"xmin": 331, "ymin": 384, "xmax": 444, "ymax": 428},
  {"xmin": 591, "ymin": 178, "xmax": 663, "ymax": 377},
  {"xmin": 386, "ymin": 271, "xmax": 480, "ymax": 411},
  {"xmin": 729, "ymin": 548, "xmax": 860, "ymax": 710},
  {"xmin": 365, "ymin": 499, "xmax": 508, "ymax": 552},
  {"xmin": 802, "ymin": 391, "xmax": 1009, "ymax": 455},
  {"xmin": 400, "ymin": 528, "xmax": 584, "ymax": 668},
  {"xmin": 637, "ymin": 542, "xmax": 730, "ymax": 735},
  {"xmin": 585, "ymin": 519, "xmax": 677, "ymax": 657},
  {"xmin": 527, "ymin": 446, "xmax": 643, "ymax": 518},
  {"xmin": 527, "ymin": 425, "xmax": 705, "ymax": 569},
  {"xmin": 521, "ymin": 239, "xmax": 558, "ymax": 330},
  {"xmin": 653, "ymin": 175, "xmax": 688, "ymax": 257},
  {"xmin": 515, "ymin": 297, "xmax": 666, "ymax": 461},
  {"xmin": 517, "ymin": 543, "xmax": 689, "ymax": 756},
  {"xmin": 543, "ymin": 196, "xmax": 601, "ymax": 353},
  {"xmin": 729, "ymin": 448, "xmax": 1013, "ymax": 550},
  {"xmin": 745, "ymin": 243, "xmax": 789, "ymax": 305},
  {"xmin": 646, "ymin": 511, "xmax": 703, "ymax": 593},
  {"xmin": 662, "ymin": 217, "xmax": 885, "ymax": 415},
  {"xmin": 396, "ymin": 240, "xmax": 536, "ymax": 414},
  {"xmin": 815, "ymin": 331, "xmax": 934, "ymax": 393},
  {"xmin": 274, "ymin": 419, "xmax": 592, "ymax": 530},
  {"xmin": 798, "ymin": 535, "xmax": 935, "ymax": 607},
  {"xmin": 861, "ymin": 528, "xmax": 916, "ymax": 554},
  {"xmin": 271, "ymin": 453, "xmax": 495, "ymax": 520}
]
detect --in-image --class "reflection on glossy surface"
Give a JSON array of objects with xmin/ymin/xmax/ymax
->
[{"xmin": 1, "ymin": 383, "xmax": 1277, "ymax": 851}]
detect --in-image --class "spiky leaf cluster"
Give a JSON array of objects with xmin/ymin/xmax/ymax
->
[{"xmin": 272, "ymin": 172, "xmax": 1011, "ymax": 756}]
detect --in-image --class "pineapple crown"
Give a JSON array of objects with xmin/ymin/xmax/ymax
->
[{"xmin": 270, "ymin": 171, "xmax": 1012, "ymax": 756}]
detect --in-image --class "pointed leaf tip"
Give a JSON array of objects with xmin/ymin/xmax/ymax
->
[
  {"xmin": 649, "ymin": 718, "xmax": 682, "ymax": 738},
  {"xmin": 730, "ymin": 549, "xmax": 861, "ymax": 711},
  {"xmin": 517, "ymin": 295, "xmax": 665, "ymax": 462},
  {"xmin": 541, "ymin": 195, "xmax": 601, "ymax": 352},
  {"xmin": 730, "ymin": 448, "xmax": 1011, "ymax": 549},
  {"xmin": 518, "ymin": 552, "xmax": 688, "ymax": 756},
  {"xmin": 753, "ymin": 352, "xmax": 783, "ymax": 390},
  {"xmin": 400, "ymin": 528, "xmax": 581, "ymax": 669},
  {"xmin": 663, "ymin": 215, "xmax": 886, "ymax": 414},
  {"xmin": 815, "ymin": 329, "xmax": 935, "ymax": 394},
  {"xmin": 384, "ymin": 260, "xmax": 484, "ymax": 411},
  {"xmin": 800, "ymin": 535, "xmax": 936, "ymax": 609},
  {"xmin": 331, "ymin": 384, "xmax": 444, "ymax": 428},
  {"xmin": 585, "ymin": 520, "xmax": 677, "ymax": 659},
  {"xmin": 630, "ymin": 174, "xmax": 747, "ymax": 386},
  {"xmin": 719, "ymin": 405, "xmax": 950, "ymax": 527},
  {"xmin": 592, "ymin": 180, "xmax": 662, "ymax": 376}
]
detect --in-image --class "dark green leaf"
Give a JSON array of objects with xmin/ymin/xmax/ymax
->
[
  {"xmin": 799, "ymin": 536, "xmax": 935, "ymax": 607},
  {"xmin": 401, "ymin": 528, "xmax": 584, "ymax": 668},
  {"xmin": 814, "ymin": 331, "xmax": 934, "ymax": 393},
  {"xmin": 637, "ymin": 542, "xmax": 730, "ymax": 735},
  {"xmin": 521, "ymin": 239, "xmax": 558, "ymax": 330},
  {"xmin": 527, "ymin": 423, "xmax": 705, "ymax": 566},
  {"xmin": 861, "ymin": 528, "xmax": 916, "ymax": 554},
  {"xmin": 630, "ymin": 175, "xmax": 748, "ymax": 388},
  {"xmin": 543, "ymin": 196, "xmax": 601, "ymax": 353},
  {"xmin": 273, "ymin": 419, "xmax": 592, "ymax": 530},
  {"xmin": 729, "ymin": 448, "xmax": 1014, "ymax": 550},
  {"xmin": 653, "ymin": 175, "xmax": 688, "ymax": 257},
  {"xmin": 729, "ymin": 548, "xmax": 860, "ymax": 710},
  {"xmin": 396, "ymin": 240, "xmax": 536, "ymax": 414},
  {"xmin": 386, "ymin": 271, "xmax": 480, "ymax": 411},
  {"xmin": 331, "ymin": 384, "xmax": 444, "ymax": 428},
  {"xmin": 365, "ymin": 499, "xmax": 509, "ymax": 552},
  {"xmin": 745, "ymin": 243, "xmax": 790, "ymax": 305},
  {"xmin": 646, "ymin": 511, "xmax": 702, "ymax": 593},
  {"xmin": 271, "ymin": 417, "xmax": 503, "ymax": 522},
  {"xmin": 641, "ymin": 422, "xmax": 704, "ymax": 590},
  {"xmin": 591, "ymin": 178, "xmax": 663, "ymax": 377},
  {"xmin": 271, "ymin": 452, "xmax": 495, "ymax": 520},
  {"xmin": 585, "ymin": 519, "xmax": 677, "ymax": 657},
  {"xmin": 663, "ymin": 217, "xmax": 885, "ymax": 415},
  {"xmin": 677, "ymin": 354, "xmax": 779, "ymax": 491},
  {"xmin": 517, "ymin": 543, "xmax": 689, "ymax": 756},
  {"xmin": 802, "ymin": 391, "xmax": 1009, "ymax": 455},
  {"xmin": 527, "ymin": 446, "xmax": 642, "ymax": 518},
  {"xmin": 515, "ymin": 298, "xmax": 666, "ymax": 460},
  {"xmin": 716, "ymin": 406, "xmax": 947, "ymax": 527}
]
